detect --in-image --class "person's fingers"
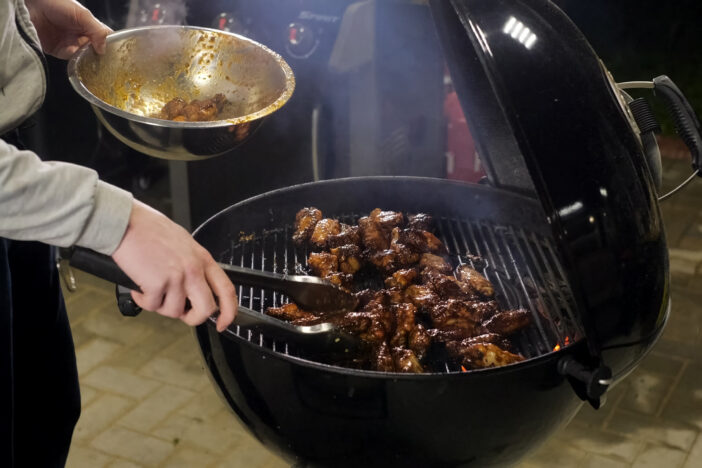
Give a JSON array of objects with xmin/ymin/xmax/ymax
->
[
  {"xmin": 75, "ymin": 6, "xmax": 111, "ymax": 54},
  {"xmin": 180, "ymin": 271, "xmax": 218, "ymax": 327},
  {"xmin": 156, "ymin": 278, "xmax": 187, "ymax": 319},
  {"xmin": 205, "ymin": 263, "xmax": 237, "ymax": 332},
  {"xmin": 130, "ymin": 288, "xmax": 165, "ymax": 312}
]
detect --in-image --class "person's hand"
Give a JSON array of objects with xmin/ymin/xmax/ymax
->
[
  {"xmin": 24, "ymin": 0, "xmax": 111, "ymax": 59},
  {"xmin": 112, "ymin": 201, "xmax": 237, "ymax": 332}
]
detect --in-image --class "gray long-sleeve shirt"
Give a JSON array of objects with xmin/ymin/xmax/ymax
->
[{"xmin": 0, "ymin": 0, "xmax": 133, "ymax": 255}]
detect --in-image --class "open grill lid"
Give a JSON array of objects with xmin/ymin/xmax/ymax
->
[{"xmin": 428, "ymin": 0, "xmax": 669, "ymax": 368}]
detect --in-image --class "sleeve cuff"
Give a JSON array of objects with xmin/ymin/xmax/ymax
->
[{"xmin": 75, "ymin": 181, "xmax": 134, "ymax": 255}]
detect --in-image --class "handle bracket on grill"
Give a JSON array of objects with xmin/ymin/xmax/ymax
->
[{"xmin": 557, "ymin": 355, "xmax": 612, "ymax": 409}]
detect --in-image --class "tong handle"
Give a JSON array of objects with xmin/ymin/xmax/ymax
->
[{"xmin": 70, "ymin": 247, "xmax": 139, "ymax": 290}]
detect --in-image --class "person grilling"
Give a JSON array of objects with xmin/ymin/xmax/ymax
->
[{"xmin": 0, "ymin": 0, "xmax": 238, "ymax": 466}]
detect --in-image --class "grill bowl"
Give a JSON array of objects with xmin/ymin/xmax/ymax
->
[
  {"xmin": 67, "ymin": 26, "xmax": 294, "ymax": 160},
  {"xmin": 192, "ymin": 177, "xmax": 603, "ymax": 467}
]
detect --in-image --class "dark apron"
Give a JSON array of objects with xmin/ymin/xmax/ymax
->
[
  {"xmin": 0, "ymin": 239, "xmax": 81, "ymax": 467},
  {"xmin": 0, "ymin": 133, "xmax": 81, "ymax": 467}
]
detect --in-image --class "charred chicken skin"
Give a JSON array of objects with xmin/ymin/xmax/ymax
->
[{"xmin": 265, "ymin": 207, "xmax": 532, "ymax": 373}]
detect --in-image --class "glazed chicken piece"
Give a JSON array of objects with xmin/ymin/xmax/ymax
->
[
  {"xmin": 330, "ymin": 244, "xmax": 363, "ymax": 274},
  {"xmin": 428, "ymin": 299, "xmax": 484, "ymax": 332},
  {"xmin": 266, "ymin": 303, "xmax": 320, "ymax": 324},
  {"xmin": 405, "ymin": 284, "xmax": 441, "ymax": 310},
  {"xmin": 355, "ymin": 288, "xmax": 385, "ymax": 308},
  {"xmin": 358, "ymin": 209, "xmax": 405, "ymax": 252},
  {"xmin": 358, "ymin": 216, "xmax": 390, "ymax": 251},
  {"xmin": 159, "ymin": 93, "xmax": 228, "ymax": 121},
  {"xmin": 370, "ymin": 208, "xmax": 405, "ymax": 231},
  {"xmin": 160, "ymin": 97, "xmax": 186, "ymax": 120},
  {"xmin": 407, "ymin": 213, "xmax": 433, "ymax": 231},
  {"xmin": 354, "ymin": 288, "xmax": 404, "ymax": 308},
  {"xmin": 374, "ymin": 342, "xmax": 395, "ymax": 372},
  {"xmin": 420, "ymin": 269, "xmax": 467, "ymax": 300},
  {"xmin": 391, "ymin": 227, "xmax": 446, "ymax": 254},
  {"xmin": 307, "ymin": 252, "xmax": 338, "ymax": 277},
  {"xmin": 367, "ymin": 248, "xmax": 419, "ymax": 274},
  {"xmin": 339, "ymin": 306, "xmax": 394, "ymax": 344},
  {"xmin": 456, "ymin": 265, "xmax": 494, "ymax": 298},
  {"xmin": 430, "ymin": 330, "xmax": 509, "ymax": 348},
  {"xmin": 325, "ymin": 272, "xmax": 354, "ymax": 290},
  {"xmin": 419, "ymin": 253, "xmax": 453, "ymax": 274},
  {"xmin": 327, "ymin": 224, "xmax": 361, "ymax": 248},
  {"xmin": 293, "ymin": 207, "xmax": 323, "ymax": 245},
  {"xmin": 451, "ymin": 342, "xmax": 525, "ymax": 369},
  {"xmin": 392, "ymin": 347, "xmax": 424, "ymax": 373},
  {"xmin": 389, "ymin": 303, "xmax": 419, "ymax": 348},
  {"xmin": 408, "ymin": 323, "xmax": 431, "ymax": 359},
  {"xmin": 385, "ymin": 287, "xmax": 406, "ymax": 305},
  {"xmin": 482, "ymin": 309, "xmax": 532, "ymax": 336},
  {"xmin": 384, "ymin": 268, "xmax": 418, "ymax": 289},
  {"xmin": 310, "ymin": 218, "xmax": 342, "ymax": 249}
]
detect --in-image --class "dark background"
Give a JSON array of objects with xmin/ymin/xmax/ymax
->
[
  {"xmin": 28, "ymin": 0, "xmax": 702, "ymax": 186},
  {"xmin": 555, "ymin": 0, "xmax": 702, "ymax": 134}
]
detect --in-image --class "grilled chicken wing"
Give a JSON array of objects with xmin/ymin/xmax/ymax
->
[
  {"xmin": 420, "ymin": 269, "xmax": 467, "ymax": 299},
  {"xmin": 391, "ymin": 227, "xmax": 446, "ymax": 254},
  {"xmin": 389, "ymin": 303, "xmax": 418, "ymax": 348},
  {"xmin": 452, "ymin": 342, "xmax": 525, "ymax": 369},
  {"xmin": 370, "ymin": 208, "xmax": 405, "ymax": 231},
  {"xmin": 392, "ymin": 348, "xmax": 424, "ymax": 373},
  {"xmin": 358, "ymin": 209, "xmax": 405, "ymax": 252},
  {"xmin": 385, "ymin": 268, "xmax": 418, "ymax": 289},
  {"xmin": 359, "ymin": 216, "xmax": 390, "ymax": 251},
  {"xmin": 293, "ymin": 207, "xmax": 323, "ymax": 245},
  {"xmin": 327, "ymin": 224, "xmax": 362, "ymax": 248},
  {"xmin": 374, "ymin": 342, "xmax": 395, "ymax": 372},
  {"xmin": 159, "ymin": 93, "xmax": 227, "ymax": 121},
  {"xmin": 368, "ymin": 248, "xmax": 419, "ymax": 274},
  {"xmin": 407, "ymin": 213, "xmax": 433, "ymax": 231},
  {"xmin": 310, "ymin": 218, "xmax": 342, "ymax": 249},
  {"xmin": 266, "ymin": 303, "xmax": 319, "ymax": 324},
  {"xmin": 330, "ymin": 245, "xmax": 363, "ymax": 274},
  {"xmin": 405, "ymin": 284, "xmax": 441, "ymax": 310},
  {"xmin": 428, "ymin": 299, "xmax": 484, "ymax": 332},
  {"xmin": 482, "ymin": 309, "xmax": 532, "ymax": 336},
  {"xmin": 325, "ymin": 272, "xmax": 354, "ymax": 290},
  {"xmin": 456, "ymin": 265, "xmax": 494, "ymax": 298},
  {"xmin": 409, "ymin": 323, "xmax": 431, "ymax": 359},
  {"xmin": 419, "ymin": 253, "xmax": 453, "ymax": 274},
  {"xmin": 308, "ymin": 252, "xmax": 338, "ymax": 277}
]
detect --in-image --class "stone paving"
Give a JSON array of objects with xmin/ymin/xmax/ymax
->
[{"xmin": 63, "ymin": 156, "xmax": 702, "ymax": 468}]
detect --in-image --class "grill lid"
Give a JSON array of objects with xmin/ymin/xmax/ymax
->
[{"xmin": 428, "ymin": 0, "xmax": 669, "ymax": 363}]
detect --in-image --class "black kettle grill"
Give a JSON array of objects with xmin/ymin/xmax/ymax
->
[
  {"xmin": 190, "ymin": 1, "xmax": 702, "ymax": 466},
  {"xmin": 70, "ymin": 0, "xmax": 702, "ymax": 466}
]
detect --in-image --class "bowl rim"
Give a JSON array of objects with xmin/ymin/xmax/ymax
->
[{"xmin": 67, "ymin": 25, "xmax": 295, "ymax": 129}]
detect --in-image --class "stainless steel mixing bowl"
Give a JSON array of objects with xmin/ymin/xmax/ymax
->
[{"xmin": 67, "ymin": 25, "xmax": 295, "ymax": 161}]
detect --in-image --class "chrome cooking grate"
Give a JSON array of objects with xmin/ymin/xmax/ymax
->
[{"xmin": 218, "ymin": 214, "xmax": 585, "ymax": 370}]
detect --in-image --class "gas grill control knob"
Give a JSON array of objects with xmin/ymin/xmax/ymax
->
[
  {"xmin": 212, "ymin": 12, "xmax": 252, "ymax": 37},
  {"xmin": 286, "ymin": 22, "xmax": 318, "ymax": 58}
]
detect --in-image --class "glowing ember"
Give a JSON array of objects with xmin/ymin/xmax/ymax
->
[
  {"xmin": 461, "ymin": 365, "xmax": 468, "ymax": 372},
  {"xmin": 553, "ymin": 336, "xmax": 571, "ymax": 352}
]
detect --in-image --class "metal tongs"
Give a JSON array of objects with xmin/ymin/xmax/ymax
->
[{"xmin": 68, "ymin": 247, "xmax": 361, "ymax": 354}]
